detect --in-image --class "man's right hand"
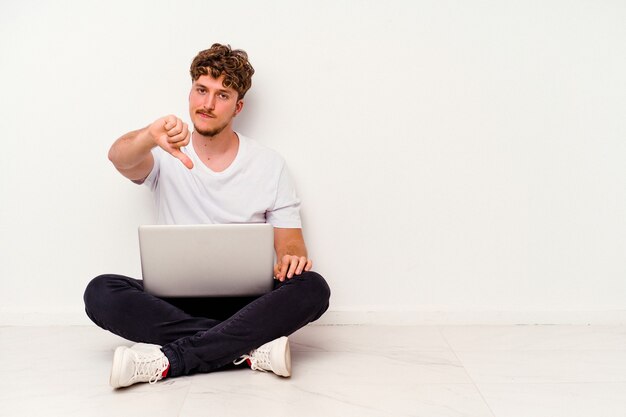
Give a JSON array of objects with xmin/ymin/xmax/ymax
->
[{"xmin": 148, "ymin": 115, "xmax": 194, "ymax": 170}]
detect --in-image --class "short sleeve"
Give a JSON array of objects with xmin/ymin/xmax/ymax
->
[
  {"xmin": 141, "ymin": 147, "xmax": 162, "ymax": 191},
  {"xmin": 266, "ymin": 164, "xmax": 302, "ymax": 228}
]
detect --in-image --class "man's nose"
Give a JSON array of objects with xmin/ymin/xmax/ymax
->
[{"xmin": 203, "ymin": 94, "xmax": 216, "ymax": 110}]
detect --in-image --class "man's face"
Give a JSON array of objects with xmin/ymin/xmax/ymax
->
[{"xmin": 189, "ymin": 74, "xmax": 243, "ymax": 137}]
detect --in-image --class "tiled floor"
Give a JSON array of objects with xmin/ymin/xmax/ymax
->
[{"xmin": 2, "ymin": 325, "xmax": 625, "ymax": 416}]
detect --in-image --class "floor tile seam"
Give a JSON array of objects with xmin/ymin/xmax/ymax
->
[
  {"xmin": 284, "ymin": 381, "xmax": 626, "ymax": 387},
  {"xmin": 469, "ymin": 378, "xmax": 626, "ymax": 384},
  {"xmin": 436, "ymin": 325, "xmax": 498, "ymax": 417},
  {"xmin": 184, "ymin": 381, "xmax": 392, "ymax": 416},
  {"xmin": 446, "ymin": 346, "xmax": 626, "ymax": 385},
  {"xmin": 472, "ymin": 381, "xmax": 626, "ymax": 386},
  {"xmin": 438, "ymin": 324, "xmax": 626, "ymax": 329},
  {"xmin": 174, "ymin": 382, "xmax": 194, "ymax": 416},
  {"xmin": 118, "ymin": 382, "xmax": 502, "ymax": 390},
  {"xmin": 447, "ymin": 348, "xmax": 626, "ymax": 353},
  {"xmin": 337, "ymin": 382, "xmax": 509, "ymax": 386},
  {"xmin": 291, "ymin": 348, "xmax": 458, "ymax": 353}
]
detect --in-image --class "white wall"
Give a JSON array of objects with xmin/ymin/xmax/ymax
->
[{"xmin": 1, "ymin": 0, "xmax": 625, "ymax": 325}]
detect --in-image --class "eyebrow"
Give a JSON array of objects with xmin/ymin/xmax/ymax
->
[{"xmin": 193, "ymin": 82, "xmax": 232, "ymax": 94}]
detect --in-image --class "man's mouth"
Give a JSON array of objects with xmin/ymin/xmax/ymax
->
[{"xmin": 197, "ymin": 111, "xmax": 215, "ymax": 118}]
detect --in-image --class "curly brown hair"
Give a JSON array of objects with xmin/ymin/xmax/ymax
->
[{"xmin": 190, "ymin": 43, "xmax": 255, "ymax": 99}]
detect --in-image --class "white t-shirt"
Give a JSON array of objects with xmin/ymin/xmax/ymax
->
[{"xmin": 142, "ymin": 133, "xmax": 301, "ymax": 227}]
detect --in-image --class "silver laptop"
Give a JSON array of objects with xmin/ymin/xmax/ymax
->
[{"xmin": 139, "ymin": 223, "xmax": 275, "ymax": 297}]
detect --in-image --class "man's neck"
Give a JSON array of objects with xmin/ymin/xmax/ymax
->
[
  {"xmin": 192, "ymin": 128, "xmax": 240, "ymax": 172},
  {"xmin": 192, "ymin": 128, "xmax": 238, "ymax": 156}
]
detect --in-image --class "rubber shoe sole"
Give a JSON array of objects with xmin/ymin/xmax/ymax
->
[
  {"xmin": 271, "ymin": 336, "xmax": 292, "ymax": 377},
  {"xmin": 110, "ymin": 346, "xmax": 130, "ymax": 388}
]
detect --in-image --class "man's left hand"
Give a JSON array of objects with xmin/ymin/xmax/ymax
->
[{"xmin": 274, "ymin": 255, "xmax": 313, "ymax": 282}]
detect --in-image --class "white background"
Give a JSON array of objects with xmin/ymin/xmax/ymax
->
[{"xmin": 1, "ymin": 0, "xmax": 625, "ymax": 324}]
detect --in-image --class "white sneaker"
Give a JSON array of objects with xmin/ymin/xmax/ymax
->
[
  {"xmin": 234, "ymin": 336, "xmax": 291, "ymax": 377},
  {"xmin": 109, "ymin": 343, "xmax": 170, "ymax": 388}
]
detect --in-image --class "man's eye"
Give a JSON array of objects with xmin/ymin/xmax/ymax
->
[
  {"xmin": 219, "ymin": 94, "xmax": 229, "ymax": 99},
  {"xmin": 197, "ymin": 88, "xmax": 205, "ymax": 94}
]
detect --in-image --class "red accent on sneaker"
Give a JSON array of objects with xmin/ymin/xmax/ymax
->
[
  {"xmin": 162, "ymin": 364, "xmax": 170, "ymax": 378},
  {"xmin": 246, "ymin": 359, "xmax": 252, "ymax": 367}
]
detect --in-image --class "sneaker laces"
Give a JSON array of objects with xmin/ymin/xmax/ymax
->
[
  {"xmin": 234, "ymin": 347, "xmax": 272, "ymax": 373},
  {"xmin": 134, "ymin": 351, "xmax": 169, "ymax": 384}
]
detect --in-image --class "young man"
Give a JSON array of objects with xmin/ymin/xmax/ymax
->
[{"xmin": 83, "ymin": 44, "xmax": 330, "ymax": 388}]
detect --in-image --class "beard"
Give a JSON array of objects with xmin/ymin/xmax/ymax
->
[
  {"xmin": 193, "ymin": 119, "xmax": 229, "ymax": 137},
  {"xmin": 193, "ymin": 110, "xmax": 235, "ymax": 138}
]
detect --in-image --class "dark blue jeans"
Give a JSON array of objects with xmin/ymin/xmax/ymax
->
[{"xmin": 83, "ymin": 271, "xmax": 330, "ymax": 377}]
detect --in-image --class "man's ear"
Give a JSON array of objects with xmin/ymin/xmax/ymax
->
[{"xmin": 234, "ymin": 99, "xmax": 244, "ymax": 116}]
